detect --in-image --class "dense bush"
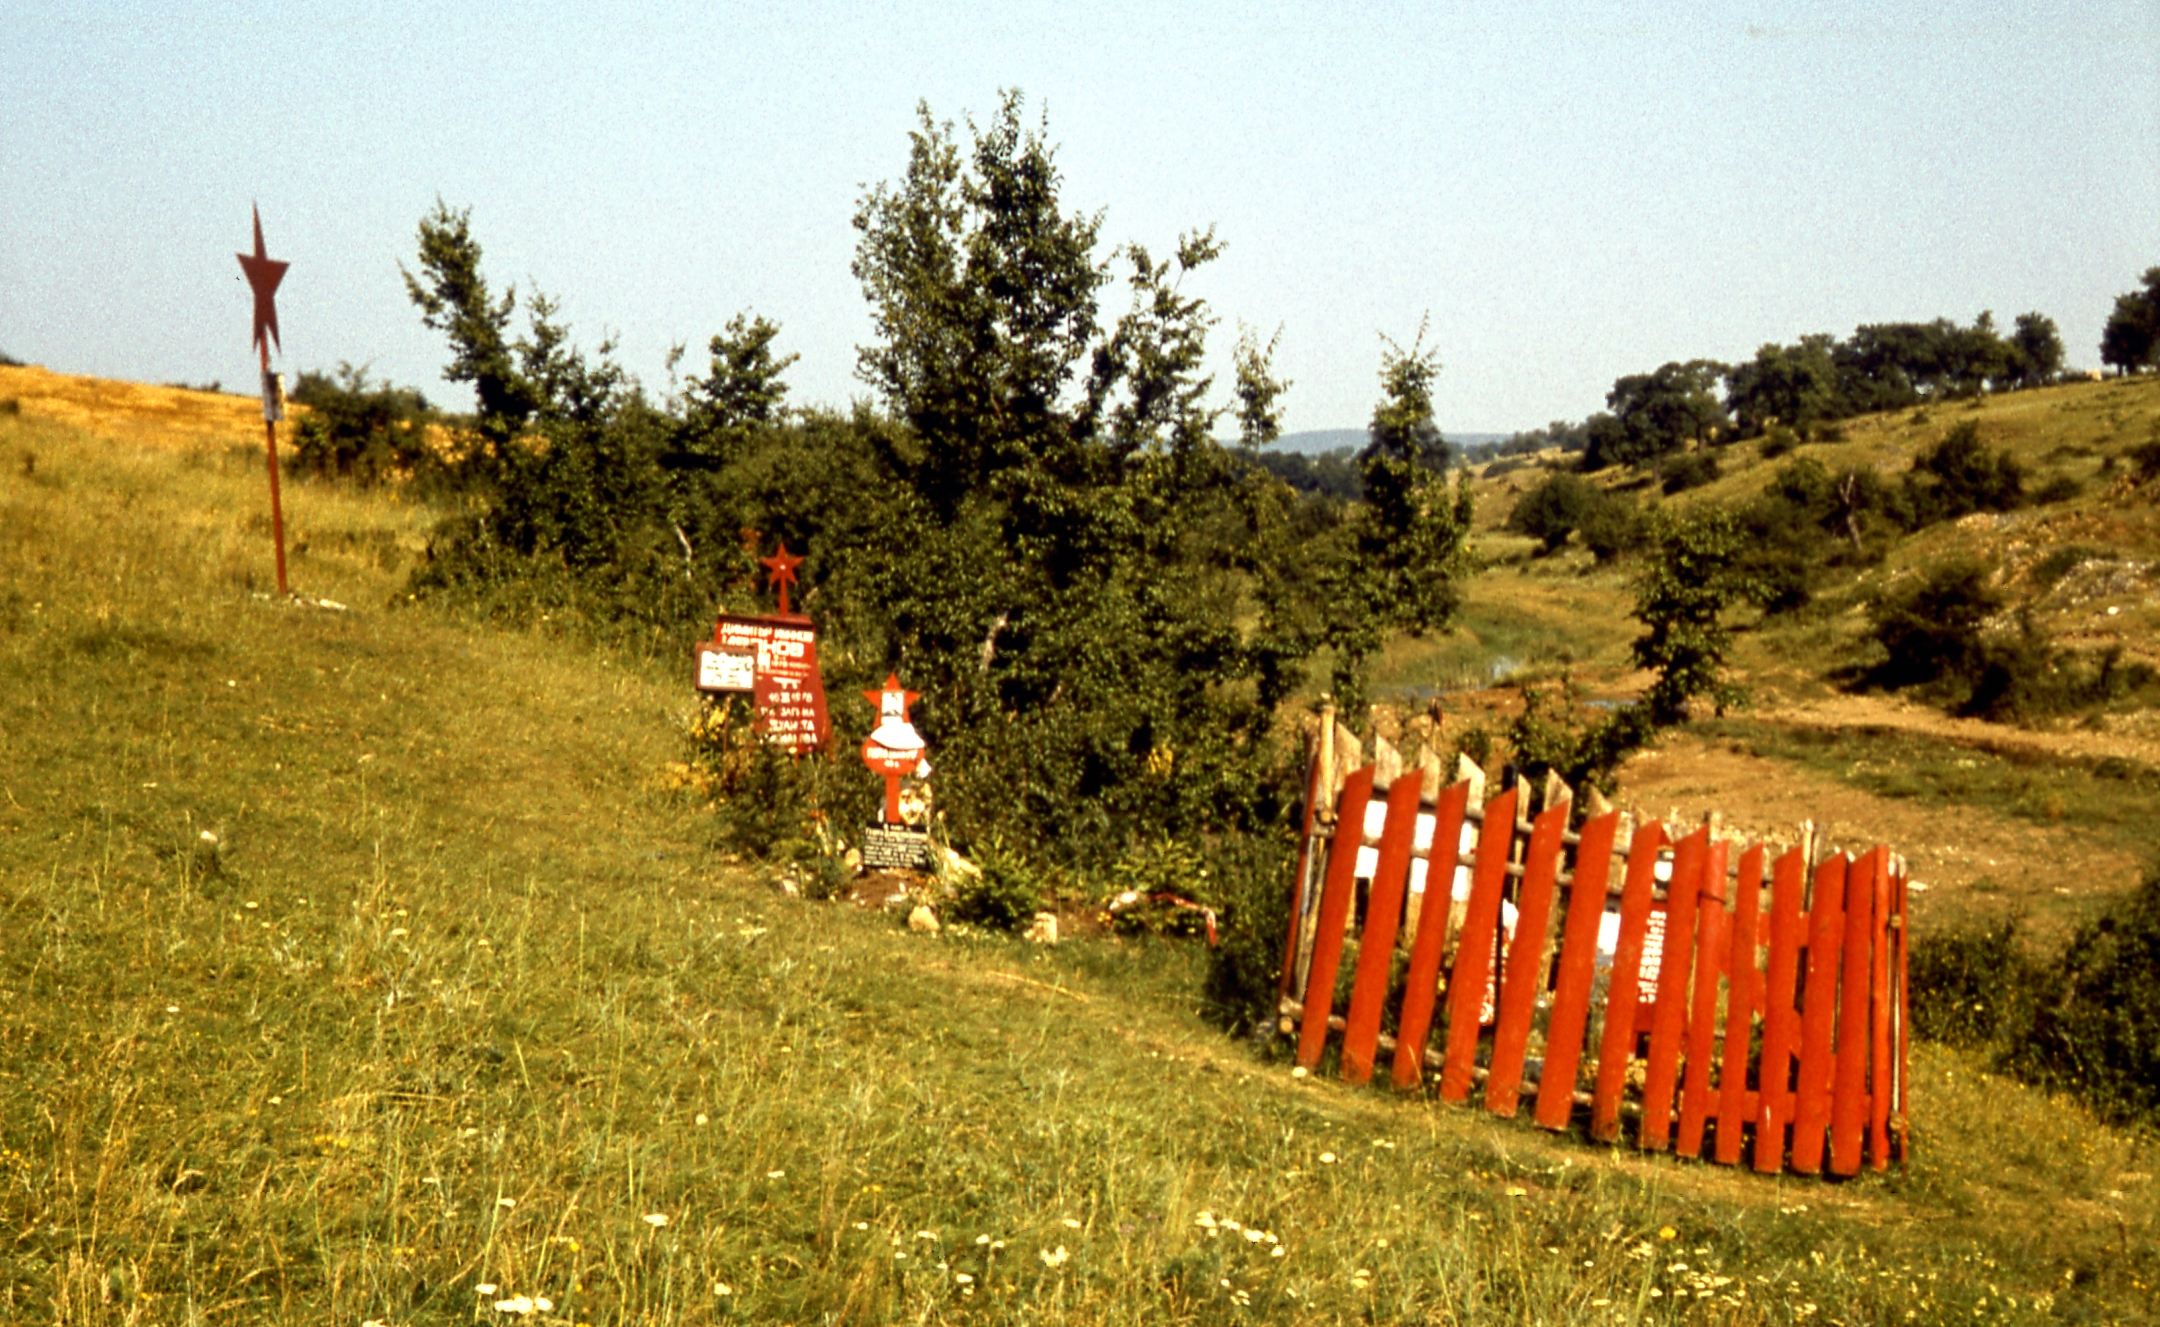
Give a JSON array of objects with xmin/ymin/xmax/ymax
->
[
  {"xmin": 1863, "ymin": 559, "xmax": 2003, "ymax": 692},
  {"xmin": 1907, "ymin": 917, "xmax": 2044, "ymax": 1049},
  {"xmin": 1657, "ymin": 449, "xmax": 1721, "ymax": 494},
  {"xmin": 1198, "ymin": 832, "xmax": 1299, "ymax": 1035},
  {"xmin": 1506, "ymin": 472, "xmax": 1601, "ymax": 553},
  {"xmin": 1905, "ymin": 420, "xmax": 2023, "ymax": 522},
  {"xmin": 2006, "ymin": 869, "xmax": 2160, "ymax": 1124},
  {"xmin": 943, "ymin": 834, "xmax": 1046, "ymax": 931},
  {"xmin": 289, "ymin": 363, "xmax": 438, "ymax": 483}
]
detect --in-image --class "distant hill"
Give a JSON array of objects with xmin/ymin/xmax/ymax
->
[{"xmin": 1276, "ymin": 428, "xmax": 1509, "ymax": 455}]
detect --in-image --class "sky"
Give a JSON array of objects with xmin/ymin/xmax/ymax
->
[{"xmin": 5, "ymin": 1, "xmax": 2156, "ymax": 436}]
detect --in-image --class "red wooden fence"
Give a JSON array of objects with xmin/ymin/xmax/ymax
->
[{"xmin": 1277, "ymin": 723, "xmax": 1910, "ymax": 1178}]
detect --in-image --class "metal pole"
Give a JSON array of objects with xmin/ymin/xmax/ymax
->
[{"xmin": 259, "ymin": 341, "xmax": 289, "ymax": 596}]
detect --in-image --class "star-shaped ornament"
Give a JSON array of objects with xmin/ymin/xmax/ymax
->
[
  {"xmin": 760, "ymin": 541, "xmax": 804, "ymax": 615},
  {"xmin": 236, "ymin": 204, "xmax": 289, "ymax": 356}
]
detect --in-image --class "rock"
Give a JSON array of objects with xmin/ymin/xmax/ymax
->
[
  {"xmin": 907, "ymin": 904, "xmax": 940, "ymax": 935},
  {"xmin": 1024, "ymin": 912, "xmax": 1059, "ymax": 945},
  {"xmin": 938, "ymin": 844, "xmax": 982, "ymax": 879},
  {"xmin": 843, "ymin": 847, "xmax": 862, "ymax": 873}
]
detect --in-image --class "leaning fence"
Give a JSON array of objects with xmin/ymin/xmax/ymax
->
[{"xmin": 1275, "ymin": 714, "xmax": 1910, "ymax": 1179}]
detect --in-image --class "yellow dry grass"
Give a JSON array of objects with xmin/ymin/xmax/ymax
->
[{"xmin": 0, "ymin": 364, "xmax": 283, "ymax": 455}]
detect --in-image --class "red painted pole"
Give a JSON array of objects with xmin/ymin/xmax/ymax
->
[{"xmin": 259, "ymin": 340, "xmax": 289, "ymax": 596}]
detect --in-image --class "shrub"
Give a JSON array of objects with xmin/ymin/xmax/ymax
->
[
  {"xmin": 2004, "ymin": 868, "xmax": 2160, "ymax": 1126},
  {"xmin": 1863, "ymin": 559, "xmax": 2003, "ymax": 692},
  {"xmin": 1657, "ymin": 450, "xmax": 1722, "ymax": 494},
  {"xmin": 1905, "ymin": 420, "xmax": 2023, "ymax": 522},
  {"xmin": 288, "ymin": 363, "xmax": 436, "ymax": 484},
  {"xmin": 2030, "ymin": 473, "xmax": 2082, "ymax": 505},
  {"xmin": 945, "ymin": 834, "xmax": 1045, "ymax": 931},
  {"xmin": 1758, "ymin": 426, "xmax": 1799, "ymax": 459},
  {"xmin": 1908, "ymin": 917, "xmax": 2043, "ymax": 1049},
  {"xmin": 1506, "ymin": 472, "xmax": 1599, "ymax": 553},
  {"xmin": 1577, "ymin": 493, "xmax": 1647, "ymax": 564},
  {"xmin": 1199, "ymin": 832, "xmax": 1299, "ymax": 1035}
]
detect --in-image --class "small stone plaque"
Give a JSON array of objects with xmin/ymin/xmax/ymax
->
[{"xmin": 861, "ymin": 822, "xmax": 931, "ymax": 872}]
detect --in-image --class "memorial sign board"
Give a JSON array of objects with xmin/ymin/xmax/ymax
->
[
  {"xmin": 694, "ymin": 613, "xmax": 831, "ymax": 754},
  {"xmin": 861, "ymin": 822, "xmax": 931, "ymax": 872}
]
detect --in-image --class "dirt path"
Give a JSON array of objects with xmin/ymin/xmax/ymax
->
[
  {"xmin": 1613, "ymin": 732, "xmax": 2142, "ymax": 940},
  {"xmin": 1754, "ymin": 689, "xmax": 2160, "ymax": 770}
]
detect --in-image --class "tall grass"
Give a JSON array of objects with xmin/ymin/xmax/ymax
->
[{"xmin": 3, "ymin": 407, "xmax": 2156, "ymax": 1322}]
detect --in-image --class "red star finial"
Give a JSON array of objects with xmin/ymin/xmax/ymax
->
[
  {"xmin": 863, "ymin": 673, "xmax": 919, "ymax": 720},
  {"xmin": 235, "ymin": 204, "xmax": 289, "ymax": 356},
  {"xmin": 760, "ymin": 541, "xmax": 804, "ymax": 615}
]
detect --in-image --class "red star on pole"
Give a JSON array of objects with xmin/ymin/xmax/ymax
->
[
  {"xmin": 863, "ymin": 673, "xmax": 920, "ymax": 721},
  {"xmin": 235, "ymin": 204, "xmax": 288, "ymax": 356},
  {"xmin": 760, "ymin": 541, "xmax": 804, "ymax": 615}
]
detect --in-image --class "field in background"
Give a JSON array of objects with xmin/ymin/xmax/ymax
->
[{"xmin": 2, "ymin": 389, "xmax": 2157, "ymax": 1322}]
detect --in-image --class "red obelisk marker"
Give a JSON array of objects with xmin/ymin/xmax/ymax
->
[
  {"xmin": 760, "ymin": 541, "xmax": 804, "ymax": 617},
  {"xmin": 236, "ymin": 205, "xmax": 292, "ymax": 595}
]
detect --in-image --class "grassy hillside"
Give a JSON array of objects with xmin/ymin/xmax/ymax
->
[{"xmin": 2, "ymin": 389, "xmax": 2157, "ymax": 1323}]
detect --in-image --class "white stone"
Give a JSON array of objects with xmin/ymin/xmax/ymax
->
[{"xmin": 907, "ymin": 904, "xmax": 940, "ymax": 935}]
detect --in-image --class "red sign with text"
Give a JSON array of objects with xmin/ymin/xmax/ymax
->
[{"xmin": 697, "ymin": 614, "xmax": 831, "ymax": 755}]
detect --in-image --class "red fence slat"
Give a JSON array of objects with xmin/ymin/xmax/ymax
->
[
  {"xmin": 1535, "ymin": 810, "xmax": 1620, "ymax": 1131},
  {"xmin": 1894, "ymin": 866, "xmax": 1911, "ymax": 1161},
  {"xmin": 1295, "ymin": 766, "xmax": 1375, "ymax": 1069},
  {"xmin": 1440, "ymin": 787, "xmax": 1521, "ymax": 1103},
  {"xmin": 1390, "ymin": 780, "xmax": 1471, "ymax": 1090},
  {"xmin": 1830, "ymin": 848, "xmax": 1880, "ymax": 1177},
  {"xmin": 1341, "ymin": 772, "xmax": 1426, "ymax": 1083},
  {"xmin": 1715, "ymin": 845, "xmax": 1766, "ymax": 1165},
  {"xmin": 1869, "ymin": 850, "xmax": 1895, "ymax": 1171},
  {"xmin": 1640, "ymin": 828, "xmax": 1707, "ymax": 1151},
  {"xmin": 1791, "ymin": 853, "xmax": 1848, "ymax": 1174},
  {"xmin": 1486, "ymin": 800, "xmax": 1570, "ymax": 1117},
  {"xmin": 1592, "ymin": 819, "xmax": 1666, "ymax": 1143},
  {"xmin": 1676, "ymin": 838, "xmax": 1730, "ymax": 1158},
  {"xmin": 1754, "ymin": 846, "xmax": 1807, "ymax": 1173}
]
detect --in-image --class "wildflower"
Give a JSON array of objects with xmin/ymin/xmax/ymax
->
[
  {"xmin": 916, "ymin": 1230, "xmax": 937, "ymax": 1241},
  {"xmin": 1194, "ymin": 1211, "xmax": 1218, "ymax": 1230},
  {"xmin": 1505, "ymin": 1186, "xmax": 1527, "ymax": 1197},
  {"xmin": 695, "ymin": 1113, "xmax": 709, "ymax": 1126},
  {"xmin": 990, "ymin": 1240, "xmax": 1005, "ymax": 1251},
  {"xmin": 715, "ymin": 1283, "xmax": 733, "ymax": 1296},
  {"xmin": 475, "ymin": 1284, "xmax": 497, "ymax": 1295},
  {"xmin": 1039, "ymin": 1245, "xmax": 1069, "ymax": 1268},
  {"xmin": 268, "ymin": 1096, "xmax": 282, "ymax": 1106},
  {"xmin": 1271, "ymin": 1246, "xmax": 1286, "ymax": 1259},
  {"xmin": 1376, "ymin": 1238, "xmax": 1390, "ymax": 1248},
  {"xmin": 643, "ymin": 1213, "xmax": 669, "ymax": 1228},
  {"xmin": 1590, "ymin": 1299, "xmax": 1610, "ymax": 1308},
  {"xmin": 955, "ymin": 1273, "xmax": 975, "ymax": 1285},
  {"xmin": 1061, "ymin": 1217, "xmax": 1082, "ymax": 1229},
  {"xmin": 497, "ymin": 1197, "xmax": 516, "ymax": 1209},
  {"xmin": 1290, "ymin": 1067, "xmax": 1308, "ymax": 1079},
  {"xmin": 1319, "ymin": 1152, "xmax": 1338, "ymax": 1165},
  {"xmin": 975, "ymin": 1234, "xmax": 990, "ymax": 1244},
  {"xmin": 1658, "ymin": 1226, "xmax": 1677, "ymax": 1239},
  {"xmin": 1243, "ymin": 1228, "xmax": 1265, "ymax": 1243},
  {"xmin": 766, "ymin": 1170, "xmax": 785, "ymax": 1179},
  {"xmin": 165, "ymin": 1006, "xmax": 180, "ymax": 1014}
]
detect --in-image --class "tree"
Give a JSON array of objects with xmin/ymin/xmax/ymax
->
[
  {"xmin": 848, "ymin": 93, "xmax": 1326, "ymax": 856},
  {"xmin": 2006, "ymin": 312, "xmax": 2064, "ymax": 388},
  {"xmin": 1321, "ymin": 328, "xmax": 1475, "ymax": 702},
  {"xmin": 1726, "ymin": 336, "xmax": 1837, "ymax": 437},
  {"xmin": 1631, "ymin": 507, "xmax": 1755, "ymax": 724},
  {"xmin": 1588, "ymin": 359, "xmax": 1728, "ymax": 469},
  {"xmin": 2100, "ymin": 267, "xmax": 2160, "ymax": 374},
  {"xmin": 401, "ymin": 201, "xmax": 544, "ymax": 451},
  {"xmin": 1507, "ymin": 472, "xmax": 1600, "ymax": 554}
]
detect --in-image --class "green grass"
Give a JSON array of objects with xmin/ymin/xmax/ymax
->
[{"xmin": 4, "ymin": 408, "xmax": 2159, "ymax": 1323}]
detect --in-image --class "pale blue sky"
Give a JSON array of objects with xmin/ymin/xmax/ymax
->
[{"xmin": 5, "ymin": 1, "xmax": 2155, "ymax": 433}]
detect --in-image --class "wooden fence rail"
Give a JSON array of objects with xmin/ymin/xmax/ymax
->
[{"xmin": 1275, "ymin": 719, "xmax": 1909, "ymax": 1178}]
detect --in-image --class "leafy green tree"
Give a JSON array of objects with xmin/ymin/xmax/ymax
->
[
  {"xmin": 1507, "ymin": 471, "xmax": 1600, "ymax": 554},
  {"xmin": 847, "ymin": 93, "xmax": 1323, "ymax": 857},
  {"xmin": 1864, "ymin": 558, "xmax": 2004, "ymax": 691},
  {"xmin": 2006, "ymin": 312, "xmax": 2064, "ymax": 388},
  {"xmin": 401, "ymin": 201, "xmax": 546, "ymax": 453},
  {"xmin": 1586, "ymin": 359, "xmax": 1728, "ymax": 469},
  {"xmin": 287, "ymin": 363, "xmax": 435, "ymax": 483},
  {"xmin": 1323, "ymin": 329, "xmax": 1474, "ymax": 703},
  {"xmin": 2100, "ymin": 267, "xmax": 2160, "ymax": 374},
  {"xmin": 1726, "ymin": 336, "xmax": 1836, "ymax": 436},
  {"xmin": 1631, "ymin": 506, "xmax": 1755, "ymax": 724}
]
